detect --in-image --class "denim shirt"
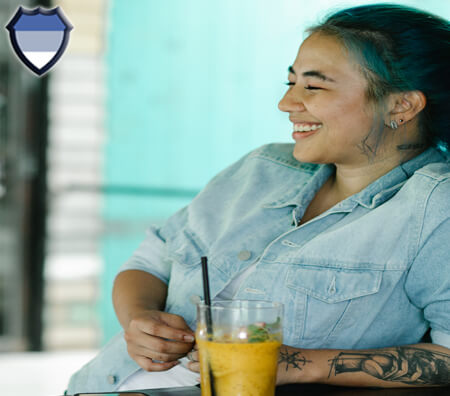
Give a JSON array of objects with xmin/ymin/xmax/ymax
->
[{"xmin": 67, "ymin": 143, "xmax": 450, "ymax": 393}]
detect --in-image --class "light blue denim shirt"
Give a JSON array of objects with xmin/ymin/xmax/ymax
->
[{"xmin": 67, "ymin": 143, "xmax": 450, "ymax": 393}]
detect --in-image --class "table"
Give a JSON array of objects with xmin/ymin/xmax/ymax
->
[
  {"xmin": 276, "ymin": 383, "xmax": 450, "ymax": 395},
  {"xmin": 70, "ymin": 384, "xmax": 449, "ymax": 395}
]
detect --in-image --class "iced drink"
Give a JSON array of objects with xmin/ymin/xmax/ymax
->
[{"xmin": 196, "ymin": 300, "xmax": 283, "ymax": 396}]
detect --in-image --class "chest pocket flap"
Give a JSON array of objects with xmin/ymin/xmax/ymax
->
[
  {"xmin": 168, "ymin": 228, "xmax": 207, "ymax": 267},
  {"xmin": 286, "ymin": 266, "xmax": 382, "ymax": 303}
]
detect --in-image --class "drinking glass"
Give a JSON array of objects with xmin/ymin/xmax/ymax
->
[{"xmin": 196, "ymin": 300, "xmax": 283, "ymax": 396}]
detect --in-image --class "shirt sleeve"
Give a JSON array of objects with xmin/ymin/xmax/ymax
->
[
  {"xmin": 404, "ymin": 217, "xmax": 450, "ymax": 349},
  {"xmin": 114, "ymin": 148, "xmax": 254, "ymax": 283},
  {"xmin": 115, "ymin": 144, "xmax": 274, "ymax": 286},
  {"xmin": 117, "ymin": 206, "xmax": 189, "ymax": 284}
]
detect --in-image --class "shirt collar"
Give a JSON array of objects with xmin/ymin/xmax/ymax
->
[
  {"xmin": 263, "ymin": 163, "xmax": 333, "ymax": 208},
  {"xmin": 264, "ymin": 147, "xmax": 447, "ymax": 210},
  {"xmin": 350, "ymin": 147, "xmax": 447, "ymax": 209}
]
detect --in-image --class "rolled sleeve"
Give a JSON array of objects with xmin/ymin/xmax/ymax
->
[
  {"xmin": 118, "ymin": 224, "xmax": 171, "ymax": 283},
  {"xmin": 405, "ymin": 217, "xmax": 450, "ymax": 348},
  {"xmin": 431, "ymin": 329, "xmax": 450, "ymax": 349}
]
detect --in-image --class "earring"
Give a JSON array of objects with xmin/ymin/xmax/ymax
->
[{"xmin": 390, "ymin": 120, "xmax": 398, "ymax": 129}]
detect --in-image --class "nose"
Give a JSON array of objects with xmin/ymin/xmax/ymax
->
[{"xmin": 278, "ymin": 87, "xmax": 306, "ymax": 113}]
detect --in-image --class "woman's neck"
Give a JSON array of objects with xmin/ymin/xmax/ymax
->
[{"xmin": 329, "ymin": 148, "xmax": 424, "ymax": 201}]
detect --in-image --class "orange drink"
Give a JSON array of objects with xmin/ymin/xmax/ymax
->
[{"xmin": 196, "ymin": 300, "xmax": 283, "ymax": 396}]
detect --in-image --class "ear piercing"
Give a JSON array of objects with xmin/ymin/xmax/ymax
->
[{"xmin": 390, "ymin": 119, "xmax": 404, "ymax": 129}]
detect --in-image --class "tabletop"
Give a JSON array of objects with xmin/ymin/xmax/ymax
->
[
  {"xmin": 276, "ymin": 383, "xmax": 450, "ymax": 395},
  {"xmin": 70, "ymin": 384, "xmax": 450, "ymax": 396}
]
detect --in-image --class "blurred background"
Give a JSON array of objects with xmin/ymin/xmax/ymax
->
[{"xmin": 0, "ymin": 0, "xmax": 449, "ymax": 394}]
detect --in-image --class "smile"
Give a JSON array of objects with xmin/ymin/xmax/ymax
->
[{"xmin": 293, "ymin": 123, "xmax": 323, "ymax": 132}]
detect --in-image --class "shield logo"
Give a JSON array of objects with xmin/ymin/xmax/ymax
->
[{"xmin": 5, "ymin": 6, "xmax": 73, "ymax": 76}]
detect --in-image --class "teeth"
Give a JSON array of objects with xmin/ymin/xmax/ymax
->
[{"xmin": 293, "ymin": 123, "xmax": 322, "ymax": 132}]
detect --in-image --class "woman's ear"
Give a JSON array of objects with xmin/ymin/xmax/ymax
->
[{"xmin": 385, "ymin": 91, "xmax": 426, "ymax": 126}]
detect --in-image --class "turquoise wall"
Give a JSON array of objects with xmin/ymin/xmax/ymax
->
[{"xmin": 100, "ymin": 0, "xmax": 450, "ymax": 343}]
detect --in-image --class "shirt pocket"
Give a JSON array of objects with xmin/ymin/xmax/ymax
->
[
  {"xmin": 164, "ymin": 230, "xmax": 205, "ymax": 324},
  {"xmin": 168, "ymin": 228, "xmax": 206, "ymax": 267},
  {"xmin": 285, "ymin": 266, "xmax": 382, "ymax": 345}
]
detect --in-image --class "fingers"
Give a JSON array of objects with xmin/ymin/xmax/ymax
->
[
  {"xmin": 187, "ymin": 361, "xmax": 200, "ymax": 373},
  {"xmin": 186, "ymin": 348, "xmax": 200, "ymax": 373},
  {"xmin": 127, "ymin": 338, "xmax": 190, "ymax": 362},
  {"xmin": 159, "ymin": 311, "xmax": 195, "ymax": 333},
  {"xmin": 124, "ymin": 310, "xmax": 196, "ymax": 370},
  {"xmin": 127, "ymin": 329, "xmax": 193, "ymax": 355},
  {"xmin": 187, "ymin": 349, "xmax": 199, "ymax": 362},
  {"xmin": 134, "ymin": 355, "xmax": 180, "ymax": 372},
  {"xmin": 132, "ymin": 312, "xmax": 194, "ymax": 343}
]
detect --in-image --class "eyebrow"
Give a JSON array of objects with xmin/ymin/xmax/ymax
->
[{"xmin": 288, "ymin": 66, "xmax": 336, "ymax": 83}]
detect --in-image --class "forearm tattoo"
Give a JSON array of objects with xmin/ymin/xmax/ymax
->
[
  {"xmin": 328, "ymin": 346, "xmax": 450, "ymax": 385},
  {"xmin": 279, "ymin": 348, "xmax": 312, "ymax": 372}
]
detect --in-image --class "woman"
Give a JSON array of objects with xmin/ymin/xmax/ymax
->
[{"xmin": 67, "ymin": 4, "xmax": 450, "ymax": 392}]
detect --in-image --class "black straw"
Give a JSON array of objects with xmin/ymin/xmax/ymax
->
[
  {"xmin": 201, "ymin": 256, "xmax": 212, "ymax": 306},
  {"xmin": 201, "ymin": 256, "xmax": 216, "ymax": 396},
  {"xmin": 201, "ymin": 256, "xmax": 214, "ymax": 337}
]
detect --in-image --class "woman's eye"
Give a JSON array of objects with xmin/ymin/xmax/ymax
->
[
  {"xmin": 283, "ymin": 82, "xmax": 322, "ymax": 90},
  {"xmin": 304, "ymin": 85, "xmax": 321, "ymax": 90}
]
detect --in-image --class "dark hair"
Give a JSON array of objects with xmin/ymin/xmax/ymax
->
[{"xmin": 308, "ymin": 3, "xmax": 450, "ymax": 153}]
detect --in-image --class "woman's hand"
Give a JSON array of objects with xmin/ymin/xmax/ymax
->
[
  {"xmin": 124, "ymin": 309, "xmax": 195, "ymax": 372},
  {"xmin": 186, "ymin": 344, "xmax": 200, "ymax": 372}
]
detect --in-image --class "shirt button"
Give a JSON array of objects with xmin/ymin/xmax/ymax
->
[
  {"xmin": 237, "ymin": 250, "xmax": 252, "ymax": 261},
  {"xmin": 107, "ymin": 374, "xmax": 117, "ymax": 385},
  {"xmin": 189, "ymin": 295, "xmax": 201, "ymax": 305}
]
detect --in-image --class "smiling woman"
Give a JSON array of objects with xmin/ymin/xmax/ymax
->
[
  {"xmin": 67, "ymin": 3, "xmax": 450, "ymax": 394},
  {"xmin": 278, "ymin": 31, "xmax": 430, "ymax": 222}
]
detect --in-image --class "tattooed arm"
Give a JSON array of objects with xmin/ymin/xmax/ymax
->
[{"xmin": 276, "ymin": 343, "xmax": 450, "ymax": 387}]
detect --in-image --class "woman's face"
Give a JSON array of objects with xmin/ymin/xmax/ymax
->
[{"xmin": 278, "ymin": 33, "xmax": 378, "ymax": 166}]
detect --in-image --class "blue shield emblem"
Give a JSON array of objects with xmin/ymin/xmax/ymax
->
[{"xmin": 5, "ymin": 6, "xmax": 73, "ymax": 76}]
